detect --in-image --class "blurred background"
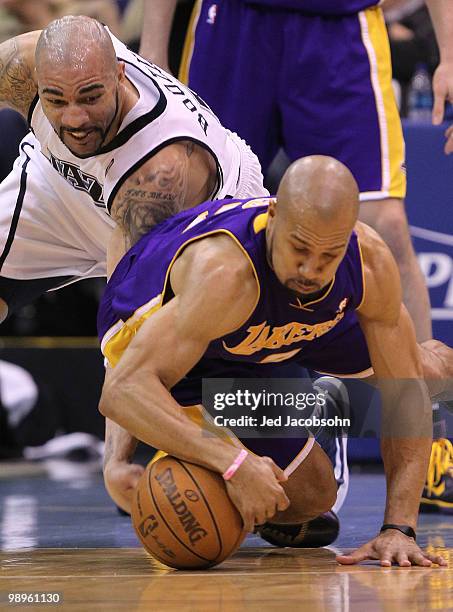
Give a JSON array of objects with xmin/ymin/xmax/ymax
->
[{"xmin": 0, "ymin": 0, "xmax": 451, "ymax": 465}]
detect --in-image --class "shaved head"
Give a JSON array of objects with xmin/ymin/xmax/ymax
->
[
  {"xmin": 35, "ymin": 16, "xmax": 117, "ymax": 77},
  {"xmin": 35, "ymin": 16, "xmax": 128, "ymax": 158},
  {"xmin": 276, "ymin": 156, "xmax": 359, "ymax": 230},
  {"xmin": 267, "ymin": 156, "xmax": 361, "ymax": 296}
]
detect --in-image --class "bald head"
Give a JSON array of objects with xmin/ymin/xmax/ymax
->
[
  {"xmin": 35, "ymin": 16, "xmax": 125, "ymax": 158},
  {"xmin": 266, "ymin": 156, "xmax": 360, "ymax": 296},
  {"xmin": 35, "ymin": 16, "xmax": 117, "ymax": 77},
  {"xmin": 277, "ymin": 156, "xmax": 359, "ymax": 230}
]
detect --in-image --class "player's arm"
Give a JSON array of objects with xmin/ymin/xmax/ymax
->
[
  {"xmin": 139, "ymin": 0, "xmax": 178, "ymax": 71},
  {"xmin": 103, "ymin": 416, "xmax": 144, "ymax": 513},
  {"xmin": 100, "ymin": 236, "xmax": 254, "ymax": 468},
  {"xmin": 357, "ymin": 225, "xmax": 431, "ymax": 528},
  {"xmin": 102, "ymin": 226, "xmax": 146, "ymax": 514},
  {"xmin": 103, "ymin": 228, "xmax": 145, "ymax": 513},
  {"xmin": 337, "ymin": 223, "xmax": 446, "ymax": 567},
  {"xmin": 425, "ymin": 1, "xmax": 453, "ymax": 128},
  {"xmin": 99, "ymin": 236, "xmax": 289, "ymax": 527},
  {"xmin": 109, "ymin": 141, "xmax": 216, "ymax": 253},
  {"xmin": 0, "ymin": 31, "xmax": 40, "ymax": 118}
]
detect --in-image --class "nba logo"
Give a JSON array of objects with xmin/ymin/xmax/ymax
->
[{"xmin": 207, "ymin": 4, "xmax": 217, "ymax": 24}]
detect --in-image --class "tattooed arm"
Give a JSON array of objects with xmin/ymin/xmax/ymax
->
[
  {"xmin": 110, "ymin": 140, "xmax": 217, "ymax": 251},
  {"xmin": 0, "ymin": 31, "xmax": 40, "ymax": 118}
]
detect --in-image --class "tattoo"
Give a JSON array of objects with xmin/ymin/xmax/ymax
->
[
  {"xmin": 120, "ymin": 193, "xmax": 179, "ymax": 248},
  {"xmin": 0, "ymin": 38, "xmax": 37, "ymax": 117},
  {"xmin": 112, "ymin": 153, "xmax": 191, "ymax": 249}
]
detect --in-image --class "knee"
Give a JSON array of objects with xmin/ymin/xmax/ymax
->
[
  {"xmin": 283, "ymin": 489, "xmax": 336, "ymax": 524},
  {"xmin": 360, "ymin": 199, "xmax": 415, "ymax": 265},
  {"xmin": 302, "ymin": 469, "xmax": 337, "ymax": 519},
  {"xmin": 306, "ymin": 448, "xmax": 338, "ymax": 515},
  {"xmin": 281, "ymin": 467, "xmax": 337, "ymax": 524},
  {"xmin": 322, "ymin": 476, "xmax": 338, "ymax": 511}
]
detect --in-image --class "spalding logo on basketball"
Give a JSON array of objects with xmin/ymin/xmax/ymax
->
[{"xmin": 131, "ymin": 456, "xmax": 245, "ymax": 569}]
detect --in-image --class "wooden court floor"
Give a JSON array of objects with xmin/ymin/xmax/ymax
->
[
  {"xmin": 1, "ymin": 463, "xmax": 452, "ymax": 611},
  {"xmin": 2, "ymin": 546, "xmax": 453, "ymax": 611}
]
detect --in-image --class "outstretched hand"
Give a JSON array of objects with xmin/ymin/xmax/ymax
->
[{"xmin": 336, "ymin": 530, "xmax": 448, "ymax": 567}]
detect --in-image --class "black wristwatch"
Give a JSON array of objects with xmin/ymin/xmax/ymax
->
[{"xmin": 380, "ymin": 523, "xmax": 416, "ymax": 541}]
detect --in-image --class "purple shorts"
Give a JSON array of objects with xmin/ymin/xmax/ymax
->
[{"xmin": 181, "ymin": 1, "xmax": 406, "ymax": 200}]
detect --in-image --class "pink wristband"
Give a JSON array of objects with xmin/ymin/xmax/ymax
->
[{"xmin": 222, "ymin": 449, "xmax": 248, "ymax": 481}]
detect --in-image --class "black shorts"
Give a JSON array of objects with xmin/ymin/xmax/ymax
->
[{"xmin": 0, "ymin": 275, "xmax": 72, "ymax": 318}]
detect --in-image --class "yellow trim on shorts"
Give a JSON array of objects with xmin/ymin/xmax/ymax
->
[
  {"xmin": 253, "ymin": 212, "xmax": 269, "ymax": 234},
  {"xmin": 101, "ymin": 229, "xmax": 261, "ymax": 368},
  {"xmin": 359, "ymin": 7, "xmax": 406, "ymax": 200},
  {"xmin": 102, "ymin": 297, "xmax": 161, "ymax": 368},
  {"xmin": 179, "ymin": 0, "xmax": 202, "ymax": 84}
]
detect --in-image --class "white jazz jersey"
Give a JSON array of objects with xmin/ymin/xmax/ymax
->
[{"xmin": 0, "ymin": 29, "xmax": 266, "ymax": 283}]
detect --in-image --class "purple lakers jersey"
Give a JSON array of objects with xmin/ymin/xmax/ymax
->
[{"xmin": 98, "ymin": 196, "xmax": 372, "ymax": 386}]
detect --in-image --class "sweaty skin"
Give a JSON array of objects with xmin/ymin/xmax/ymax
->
[
  {"xmin": 100, "ymin": 156, "xmax": 448, "ymax": 567},
  {"xmin": 103, "ymin": 234, "xmax": 291, "ymax": 532},
  {"xmin": 0, "ymin": 16, "xmax": 218, "ymax": 321}
]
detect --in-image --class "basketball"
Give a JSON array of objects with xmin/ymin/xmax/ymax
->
[{"xmin": 131, "ymin": 455, "xmax": 245, "ymax": 569}]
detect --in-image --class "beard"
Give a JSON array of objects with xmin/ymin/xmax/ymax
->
[{"xmin": 57, "ymin": 90, "xmax": 119, "ymax": 158}]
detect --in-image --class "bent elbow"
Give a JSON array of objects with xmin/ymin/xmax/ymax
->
[{"xmin": 98, "ymin": 379, "xmax": 119, "ymax": 420}]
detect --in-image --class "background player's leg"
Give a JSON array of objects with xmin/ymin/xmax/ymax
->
[
  {"xmin": 180, "ymin": 0, "xmax": 281, "ymax": 175},
  {"xmin": 359, "ymin": 198, "xmax": 432, "ymax": 342},
  {"xmin": 353, "ymin": 8, "xmax": 431, "ymax": 343}
]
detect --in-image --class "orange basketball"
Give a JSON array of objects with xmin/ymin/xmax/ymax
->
[{"xmin": 131, "ymin": 455, "xmax": 245, "ymax": 569}]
